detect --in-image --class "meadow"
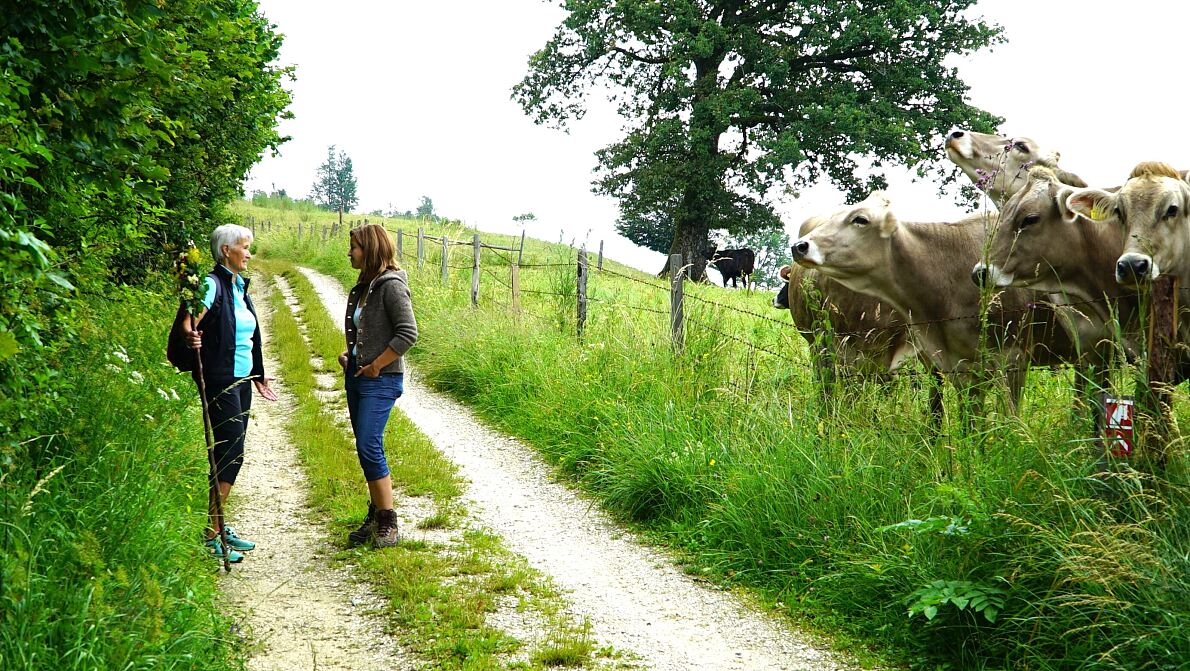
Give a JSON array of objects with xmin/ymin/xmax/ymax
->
[
  {"xmin": 241, "ymin": 197, "xmax": 1189, "ymax": 671},
  {"xmin": 0, "ymin": 287, "xmax": 242, "ymax": 670}
]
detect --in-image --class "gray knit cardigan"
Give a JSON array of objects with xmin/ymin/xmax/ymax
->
[{"xmin": 344, "ymin": 268, "xmax": 418, "ymax": 374}]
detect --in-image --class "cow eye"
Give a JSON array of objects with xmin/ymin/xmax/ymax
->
[
  {"xmin": 1013, "ymin": 141, "xmax": 1030, "ymax": 153},
  {"xmin": 1019, "ymin": 214, "xmax": 1041, "ymax": 229},
  {"xmin": 853, "ymin": 215, "xmax": 869, "ymax": 226},
  {"xmin": 1164, "ymin": 204, "xmax": 1179, "ymax": 219}
]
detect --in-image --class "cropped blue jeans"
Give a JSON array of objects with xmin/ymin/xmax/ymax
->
[{"xmin": 344, "ymin": 356, "xmax": 404, "ymax": 481}]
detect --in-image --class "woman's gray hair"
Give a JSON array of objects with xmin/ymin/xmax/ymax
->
[{"xmin": 210, "ymin": 224, "xmax": 254, "ymax": 263}]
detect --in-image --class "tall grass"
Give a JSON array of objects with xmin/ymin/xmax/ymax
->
[
  {"xmin": 0, "ymin": 287, "xmax": 242, "ymax": 670},
  {"xmin": 251, "ymin": 203, "xmax": 1190, "ymax": 670}
]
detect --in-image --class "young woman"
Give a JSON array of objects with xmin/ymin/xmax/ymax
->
[
  {"xmin": 339, "ymin": 224, "xmax": 418, "ymax": 547},
  {"xmin": 184, "ymin": 223, "xmax": 278, "ymax": 562}
]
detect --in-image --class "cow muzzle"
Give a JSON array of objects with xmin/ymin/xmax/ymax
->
[
  {"xmin": 1116, "ymin": 253, "xmax": 1155, "ymax": 286},
  {"xmin": 971, "ymin": 263, "xmax": 1013, "ymax": 288},
  {"xmin": 791, "ymin": 239, "xmax": 822, "ymax": 266}
]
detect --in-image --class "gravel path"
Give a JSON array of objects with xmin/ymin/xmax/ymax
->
[
  {"xmin": 219, "ymin": 273, "xmax": 411, "ymax": 671},
  {"xmin": 298, "ymin": 266, "xmax": 849, "ymax": 671}
]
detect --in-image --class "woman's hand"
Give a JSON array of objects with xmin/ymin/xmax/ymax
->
[
  {"xmin": 254, "ymin": 377, "xmax": 279, "ymax": 401},
  {"xmin": 354, "ymin": 361, "xmax": 381, "ymax": 378},
  {"xmin": 338, "ymin": 351, "xmax": 348, "ymax": 369},
  {"xmin": 186, "ymin": 329, "xmax": 202, "ymax": 350}
]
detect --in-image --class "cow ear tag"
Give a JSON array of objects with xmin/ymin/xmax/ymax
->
[{"xmin": 1088, "ymin": 202, "xmax": 1109, "ymax": 221}]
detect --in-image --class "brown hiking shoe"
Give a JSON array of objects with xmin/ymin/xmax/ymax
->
[
  {"xmin": 347, "ymin": 501, "xmax": 377, "ymax": 547},
  {"xmin": 374, "ymin": 508, "xmax": 399, "ymax": 548}
]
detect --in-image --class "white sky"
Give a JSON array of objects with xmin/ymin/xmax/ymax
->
[{"xmin": 242, "ymin": 1, "xmax": 1190, "ymax": 276}]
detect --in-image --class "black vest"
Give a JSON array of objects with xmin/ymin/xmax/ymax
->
[{"xmin": 194, "ymin": 265, "xmax": 264, "ymax": 382}]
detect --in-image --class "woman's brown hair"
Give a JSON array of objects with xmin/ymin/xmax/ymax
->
[{"xmin": 350, "ymin": 224, "xmax": 400, "ymax": 284}]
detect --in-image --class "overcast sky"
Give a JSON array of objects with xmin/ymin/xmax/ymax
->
[{"xmin": 242, "ymin": 1, "xmax": 1189, "ymax": 275}]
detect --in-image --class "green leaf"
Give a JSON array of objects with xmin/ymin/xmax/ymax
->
[{"xmin": 0, "ymin": 331, "xmax": 18, "ymax": 362}]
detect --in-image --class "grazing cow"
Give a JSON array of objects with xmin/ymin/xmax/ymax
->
[
  {"xmin": 792, "ymin": 192, "xmax": 1078, "ymax": 414},
  {"xmin": 708, "ymin": 247, "xmax": 756, "ymax": 289},
  {"xmin": 970, "ymin": 167, "xmax": 1142, "ymax": 425},
  {"xmin": 1067, "ymin": 162, "xmax": 1190, "ymax": 343},
  {"xmin": 944, "ymin": 128, "xmax": 1086, "ymax": 207}
]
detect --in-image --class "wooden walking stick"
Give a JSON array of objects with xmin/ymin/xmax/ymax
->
[
  {"xmin": 192, "ymin": 314, "xmax": 232, "ymax": 572},
  {"xmin": 175, "ymin": 242, "xmax": 232, "ymax": 572}
]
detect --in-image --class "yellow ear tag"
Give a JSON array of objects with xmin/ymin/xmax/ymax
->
[{"xmin": 1089, "ymin": 203, "xmax": 1109, "ymax": 221}]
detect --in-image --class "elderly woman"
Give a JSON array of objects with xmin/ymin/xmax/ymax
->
[
  {"xmin": 339, "ymin": 223, "xmax": 417, "ymax": 548},
  {"xmin": 184, "ymin": 223, "xmax": 277, "ymax": 562}
]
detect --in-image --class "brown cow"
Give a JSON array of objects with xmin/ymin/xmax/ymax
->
[
  {"xmin": 792, "ymin": 192, "xmax": 1077, "ymax": 413},
  {"xmin": 944, "ymin": 128, "xmax": 1086, "ymax": 207},
  {"xmin": 1067, "ymin": 162, "xmax": 1190, "ymax": 344}
]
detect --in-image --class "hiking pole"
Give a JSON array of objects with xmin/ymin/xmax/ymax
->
[{"xmin": 192, "ymin": 314, "xmax": 231, "ymax": 573}]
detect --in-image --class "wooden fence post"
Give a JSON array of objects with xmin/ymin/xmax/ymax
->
[
  {"xmin": 518, "ymin": 230, "xmax": 526, "ymax": 266},
  {"xmin": 670, "ymin": 253, "xmax": 684, "ymax": 353},
  {"xmin": 297, "ymin": 221, "xmax": 302, "ymax": 241},
  {"xmin": 470, "ymin": 234, "xmax": 481, "ymax": 308},
  {"xmin": 1141, "ymin": 275, "xmax": 1178, "ymax": 471},
  {"xmin": 510, "ymin": 262, "xmax": 521, "ymax": 314},
  {"xmin": 441, "ymin": 235, "xmax": 450, "ymax": 285},
  {"xmin": 417, "ymin": 227, "xmax": 425, "ymax": 269},
  {"xmin": 396, "ymin": 229, "xmax": 403, "ymax": 260},
  {"xmin": 597, "ymin": 240, "xmax": 604, "ymax": 271},
  {"xmin": 322, "ymin": 225, "xmax": 327, "ymax": 243},
  {"xmin": 577, "ymin": 247, "xmax": 588, "ymax": 339}
]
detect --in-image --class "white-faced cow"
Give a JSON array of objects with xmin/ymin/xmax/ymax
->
[
  {"xmin": 708, "ymin": 247, "xmax": 756, "ymax": 289},
  {"xmin": 1067, "ymin": 162, "xmax": 1190, "ymax": 344},
  {"xmin": 791, "ymin": 192, "xmax": 1078, "ymax": 414},
  {"xmin": 944, "ymin": 128, "xmax": 1086, "ymax": 208},
  {"xmin": 969, "ymin": 166, "xmax": 1142, "ymax": 421}
]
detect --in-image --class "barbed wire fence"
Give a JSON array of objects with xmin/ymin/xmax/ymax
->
[{"xmin": 254, "ymin": 219, "xmax": 1180, "ymax": 469}]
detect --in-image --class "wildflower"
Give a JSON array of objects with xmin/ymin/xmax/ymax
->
[
  {"xmin": 144, "ymin": 414, "xmax": 155, "ymax": 422},
  {"xmin": 709, "ymin": 458, "xmax": 716, "ymax": 467},
  {"xmin": 129, "ymin": 371, "xmax": 145, "ymax": 384},
  {"xmin": 105, "ymin": 363, "xmax": 122, "ymax": 374},
  {"xmin": 170, "ymin": 388, "xmax": 180, "ymax": 401},
  {"xmin": 157, "ymin": 388, "xmax": 170, "ymax": 400},
  {"xmin": 112, "ymin": 350, "xmax": 131, "ymax": 363}
]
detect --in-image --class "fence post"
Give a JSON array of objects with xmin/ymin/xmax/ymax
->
[
  {"xmin": 396, "ymin": 229, "xmax": 403, "ymax": 260},
  {"xmin": 297, "ymin": 221, "xmax": 302, "ymax": 241},
  {"xmin": 441, "ymin": 235, "xmax": 450, "ymax": 286},
  {"xmin": 1141, "ymin": 275, "xmax": 1178, "ymax": 471},
  {"xmin": 597, "ymin": 240, "xmax": 604, "ymax": 271},
  {"xmin": 322, "ymin": 225, "xmax": 327, "ymax": 243},
  {"xmin": 470, "ymin": 234, "xmax": 481, "ymax": 308},
  {"xmin": 510, "ymin": 262, "xmax": 521, "ymax": 314},
  {"xmin": 417, "ymin": 227, "xmax": 425, "ymax": 269},
  {"xmin": 577, "ymin": 247, "xmax": 588, "ymax": 339},
  {"xmin": 518, "ymin": 230, "xmax": 526, "ymax": 266},
  {"xmin": 670, "ymin": 253, "xmax": 684, "ymax": 353}
]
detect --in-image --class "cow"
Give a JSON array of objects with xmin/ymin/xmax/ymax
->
[
  {"xmin": 1066, "ymin": 162, "xmax": 1190, "ymax": 344},
  {"xmin": 944, "ymin": 128, "xmax": 1086, "ymax": 208},
  {"xmin": 791, "ymin": 192, "xmax": 1079, "ymax": 416},
  {"xmin": 969, "ymin": 166, "xmax": 1142, "ymax": 427},
  {"xmin": 708, "ymin": 247, "xmax": 756, "ymax": 289}
]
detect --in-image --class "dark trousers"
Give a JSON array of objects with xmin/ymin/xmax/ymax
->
[{"xmin": 202, "ymin": 377, "xmax": 252, "ymax": 485}]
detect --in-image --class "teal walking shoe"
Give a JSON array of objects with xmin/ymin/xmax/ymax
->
[
  {"xmin": 205, "ymin": 537, "xmax": 245, "ymax": 563},
  {"xmin": 222, "ymin": 525, "xmax": 256, "ymax": 552}
]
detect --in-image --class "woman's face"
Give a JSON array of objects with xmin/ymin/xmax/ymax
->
[
  {"xmin": 222, "ymin": 237, "xmax": 252, "ymax": 274},
  {"xmin": 349, "ymin": 238, "xmax": 365, "ymax": 270}
]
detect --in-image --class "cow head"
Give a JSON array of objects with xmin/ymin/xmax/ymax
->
[
  {"xmin": 972, "ymin": 166, "xmax": 1086, "ymax": 293},
  {"xmin": 944, "ymin": 128, "xmax": 1077, "ymax": 207},
  {"xmin": 791, "ymin": 191, "xmax": 897, "ymax": 294},
  {"xmin": 1067, "ymin": 162, "xmax": 1190, "ymax": 287}
]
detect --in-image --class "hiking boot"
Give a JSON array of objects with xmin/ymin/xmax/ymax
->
[
  {"xmin": 347, "ymin": 501, "xmax": 377, "ymax": 547},
  {"xmin": 374, "ymin": 508, "xmax": 399, "ymax": 548},
  {"xmin": 222, "ymin": 525, "xmax": 256, "ymax": 552},
  {"xmin": 205, "ymin": 537, "xmax": 245, "ymax": 563}
]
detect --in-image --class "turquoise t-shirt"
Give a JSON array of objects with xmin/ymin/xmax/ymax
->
[{"xmin": 201, "ymin": 266, "xmax": 256, "ymax": 378}]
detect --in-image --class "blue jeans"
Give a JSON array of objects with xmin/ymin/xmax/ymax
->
[{"xmin": 344, "ymin": 356, "xmax": 403, "ymax": 481}]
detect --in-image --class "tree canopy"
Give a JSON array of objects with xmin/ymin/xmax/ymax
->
[
  {"xmin": 514, "ymin": 0, "xmax": 1003, "ymax": 279},
  {"xmin": 1, "ymin": 0, "xmax": 291, "ymax": 418},
  {"xmin": 311, "ymin": 145, "xmax": 359, "ymax": 223}
]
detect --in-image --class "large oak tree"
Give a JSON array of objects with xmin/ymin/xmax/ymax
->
[{"xmin": 514, "ymin": 0, "xmax": 1003, "ymax": 279}]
